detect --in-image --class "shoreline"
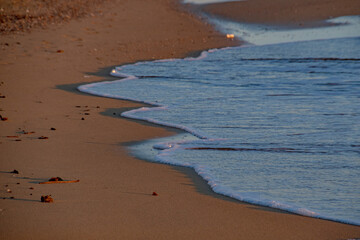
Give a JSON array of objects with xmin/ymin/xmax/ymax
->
[
  {"xmin": 1, "ymin": 0, "xmax": 360, "ymax": 239},
  {"xmin": 200, "ymin": 0, "xmax": 360, "ymax": 28},
  {"xmin": 82, "ymin": 44, "xmax": 360, "ymax": 227}
]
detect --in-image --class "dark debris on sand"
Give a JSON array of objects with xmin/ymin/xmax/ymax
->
[
  {"xmin": 49, "ymin": 177, "xmax": 63, "ymax": 181},
  {"xmin": 0, "ymin": 0, "xmax": 108, "ymax": 34},
  {"xmin": 41, "ymin": 195, "xmax": 54, "ymax": 203}
]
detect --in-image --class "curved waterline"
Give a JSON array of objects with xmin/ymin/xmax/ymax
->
[{"xmin": 78, "ymin": 38, "xmax": 360, "ymax": 225}]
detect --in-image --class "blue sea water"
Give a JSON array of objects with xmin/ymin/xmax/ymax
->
[{"xmin": 79, "ymin": 17, "xmax": 360, "ymax": 225}]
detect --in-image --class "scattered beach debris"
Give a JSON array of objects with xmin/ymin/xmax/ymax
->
[
  {"xmin": 152, "ymin": 192, "xmax": 158, "ymax": 196},
  {"xmin": 50, "ymin": 127, "xmax": 56, "ymax": 131},
  {"xmin": 41, "ymin": 195, "xmax": 54, "ymax": 203},
  {"xmin": 39, "ymin": 177, "xmax": 80, "ymax": 184},
  {"xmin": 1, "ymin": 1, "xmax": 106, "ymax": 34},
  {"xmin": 226, "ymin": 34, "xmax": 235, "ymax": 40},
  {"xmin": 0, "ymin": 95, "xmax": 5, "ymax": 98},
  {"xmin": 15, "ymin": 139, "xmax": 22, "ymax": 141},
  {"xmin": 6, "ymin": 136, "xmax": 19, "ymax": 138},
  {"xmin": 49, "ymin": 177, "xmax": 63, "ymax": 181},
  {"xmin": 0, "ymin": 115, "xmax": 8, "ymax": 121},
  {"xmin": 81, "ymin": 117, "xmax": 85, "ymax": 120},
  {"xmin": 38, "ymin": 136, "xmax": 48, "ymax": 139},
  {"xmin": 20, "ymin": 130, "xmax": 35, "ymax": 135},
  {"xmin": 56, "ymin": 49, "xmax": 64, "ymax": 53},
  {"xmin": 10, "ymin": 169, "xmax": 19, "ymax": 174},
  {"xmin": 84, "ymin": 113, "xmax": 90, "ymax": 115},
  {"xmin": 6, "ymin": 189, "xmax": 12, "ymax": 193},
  {"xmin": 29, "ymin": 187, "xmax": 34, "ymax": 190}
]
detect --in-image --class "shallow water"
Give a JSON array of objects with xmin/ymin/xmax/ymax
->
[
  {"xmin": 209, "ymin": 15, "xmax": 360, "ymax": 45},
  {"xmin": 79, "ymin": 36, "xmax": 360, "ymax": 225}
]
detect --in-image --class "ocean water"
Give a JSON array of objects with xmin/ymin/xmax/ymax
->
[
  {"xmin": 79, "ymin": 17, "xmax": 360, "ymax": 225},
  {"xmin": 209, "ymin": 15, "xmax": 360, "ymax": 45}
]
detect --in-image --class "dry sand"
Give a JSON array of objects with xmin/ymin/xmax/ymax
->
[
  {"xmin": 0, "ymin": 0, "xmax": 359, "ymax": 239},
  {"xmin": 0, "ymin": 0, "xmax": 108, "ymax": 34}
]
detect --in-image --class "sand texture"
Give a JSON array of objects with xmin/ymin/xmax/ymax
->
[
  {"xmin": 202, "ymin": 0, "xmax": 360, "ymax": 28},
  {"xmin": 0, "ymin": 0, "xmax": 359, "ymax": 239},
  {"xmin": 0, "ymin": 0, "xmax": 109, "ymax": 34}
]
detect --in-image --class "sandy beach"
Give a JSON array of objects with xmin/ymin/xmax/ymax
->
[{"xmin": 1, "ymin": 0, "xmax": 359, "ymax": 239}]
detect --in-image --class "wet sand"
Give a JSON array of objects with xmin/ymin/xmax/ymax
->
[
  {"xmin": 0, "ymin": 0, "xmax": 359, "ymax": 239},
  {"xmin": 201, "ymin": 0, "xmax": 360, "ymax": 28}
]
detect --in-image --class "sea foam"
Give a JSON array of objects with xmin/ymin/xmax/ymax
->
[{"xmin": 78, "ymin": 17, "xmax": 360, "ymax": 226}]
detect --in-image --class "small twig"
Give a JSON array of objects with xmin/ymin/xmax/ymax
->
[{"xmin": 39, "ymin": 180, "xmax": 80, "ymax": 184}]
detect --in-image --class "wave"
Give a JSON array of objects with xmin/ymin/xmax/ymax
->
[{"xmin": 78, "ymin": 46, "xmax": 360, "ymax": 226}]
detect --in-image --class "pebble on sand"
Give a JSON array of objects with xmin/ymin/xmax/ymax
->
[
  {"xmin": 0, "ymin": 115, "xmax": 8, "ymax": 121},
  {"xmin": 41, "ymin": 195, "xmax": 54, "ymax": 203}
]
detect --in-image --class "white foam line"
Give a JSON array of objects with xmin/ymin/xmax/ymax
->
[
  {"xmin": 121, "ymin": 107, "xmax": 208, "ymax": 139},
  {"xmin": 78, "ymin": 51, "xmax": 213, "ymax": 139},
  {"xmin": 208, "ymin": 15, "xmax": 360, "ymax": 45},
  {"xmin": 78, "ymin": 47, "xmax": 360, "ymax": 227},
  {"xmin": 150, "ymin": 140, "xmax": 360, "ymax": 226}
]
